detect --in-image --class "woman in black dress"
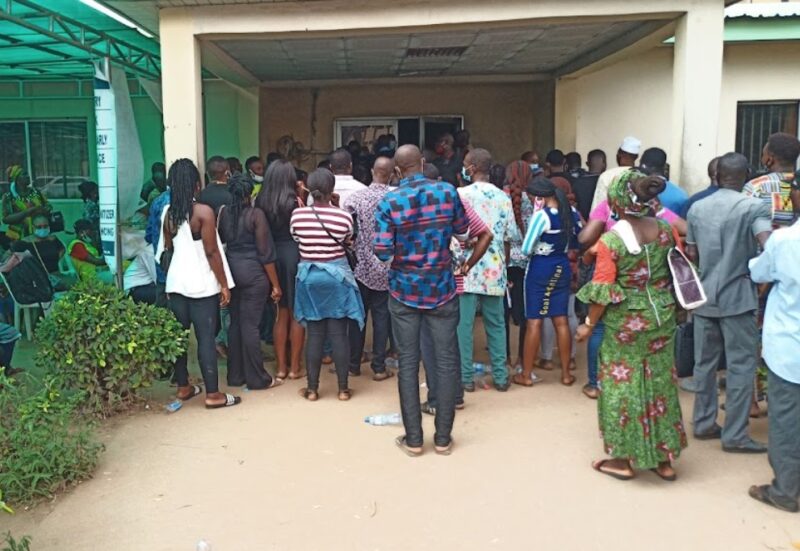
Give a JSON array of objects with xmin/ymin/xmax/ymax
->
[
  {"xmin": 219, "ymin": 174, "xmax": 283, "ymax": 389},
  {"xmin": 256, "ymin": 160, "xmax": 306, "ymax": 380}
]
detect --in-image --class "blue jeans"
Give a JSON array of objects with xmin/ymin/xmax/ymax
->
[{"xmin": 587, "ymin": 321, "xmax": 605, "ymax": 388}]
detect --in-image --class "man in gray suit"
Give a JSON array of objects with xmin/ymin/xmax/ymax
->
[{"xmin": 686, "ymin": 152, "xmax": 772, "ymax": 453}]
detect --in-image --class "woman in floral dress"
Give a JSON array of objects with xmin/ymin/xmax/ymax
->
[{"xmin": 576, "ymin": 169, "xmax": 687, "ymax": 481}]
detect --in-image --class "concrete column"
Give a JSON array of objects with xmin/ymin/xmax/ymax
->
[
  {"xmin": 670, "ymin": 1, "xmax": 724, "ymax": 194},
  {"xmin": 159, "ymin": 11, "xmax": 205, "ymax": 176}
]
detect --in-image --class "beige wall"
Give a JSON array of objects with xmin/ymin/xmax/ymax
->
[
  {"xmin": 260, "ymin": 81, "xmax": 553, "ymax": 170},
  {"xmin": 555, "ymin": 41, "xmax": 800, "ymax": 186}
]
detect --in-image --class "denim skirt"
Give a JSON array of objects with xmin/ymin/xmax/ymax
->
[{"xmin": 294, "ymin": 257, "xmax": 365, "ymax": 329}]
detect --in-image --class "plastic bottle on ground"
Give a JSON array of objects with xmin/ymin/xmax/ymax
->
[
  {"xmin": 165, "ymin": 400, "xmax": 182, "ymax": 413},
  {"xmin": 473, "ymin": 363, "xmax": 491, "ymax": 389},
  {"xmin": 364, "ymin": 413, "xmax": 402, "ymax": 426}
]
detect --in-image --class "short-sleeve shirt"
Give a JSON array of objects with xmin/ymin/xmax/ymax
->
[
  {"xmin": 344, "ymin": 183, "xmax": 391, "ymax": 291},
  {"xmin": 457, "ymin": 182, "xmax": 521, "ymax": 296},
  {"xmin": 374, "ymin": 173, "xmax": 469, "ymax": 309},
  {"xmin": 742, "ymin": 171, "xmax": 795, "ymax": 228},
  {"xmin": 686, "ymin": 188, "xmax": 772, "ymax": 317},
  {"xmin": 197, "ymin": 183, "xmax": 231, "ymax": 215}
]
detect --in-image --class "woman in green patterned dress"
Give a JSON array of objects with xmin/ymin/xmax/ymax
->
[{"xmin": 576, "ymin": 169, "xmax": 687, "ymax": 481}]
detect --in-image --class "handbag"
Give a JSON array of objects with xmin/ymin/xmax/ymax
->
[
  {"xmin": 667, "ymin": 226, "xmax": 707, "ymax": 310},
  {"xmin": 48, "ymin": 211, "xmax": 65, "ymax": 233},
  {"xmin": 159, "ymin": 211, "xmax": 176, "ymax": 275},
  {"xmin": 309, "ymin": 205, "xmax": 357, "ymax": 271}
]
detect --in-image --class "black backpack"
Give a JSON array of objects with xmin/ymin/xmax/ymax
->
[{"xmin": 4, "ymin": 256, "xmax": 54, "ymax": 305}]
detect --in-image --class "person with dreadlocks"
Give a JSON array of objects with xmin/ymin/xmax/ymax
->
[
  {"xmin": 2, "ymin": 165, "xmax": 50, "ymax": 241},
  {"xmin": 575, "ymin": 168, "xmax": 686, "ymax": 482},
  {"xmin": 156, "ymin": 159, "xmax": 239, "ymax": 409},
  {"xmin": 218, "ymin": 173, "xmax": 283, "ymax": 390},
  {"xmin": 504, "ymin": 160, "xmax": 535, "ymax": 374},
  {"xmin": 513, "ymin": 177, "xmax": 582, "ymax": 388}
]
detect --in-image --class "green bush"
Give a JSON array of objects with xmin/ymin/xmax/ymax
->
[
  {"xmin": 2, "ymin": 532, "xmax": 32, "ymax": 551},
  {"xmin": 35, "ymin": 279, "xmax": 188, "ymax": 417},
  {"xmin": 0, "ymin": 369, "xmax": 102, "ymax": 505}
]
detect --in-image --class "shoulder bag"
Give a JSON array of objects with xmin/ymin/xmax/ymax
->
[
  {"xmin": 667, "ymin": 225, "xmax": 707, "ymax": 310},
  {"xmin": 309, "ymin": 206, "xmax": 357, "ymax": 271}
]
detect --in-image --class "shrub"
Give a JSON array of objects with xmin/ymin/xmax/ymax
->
[
  {"xmin": 0, "ymin": 369, "xmax": 102, "ymax": 505},
  {"xmin": 2, "ymin": 532, "xmax": 32, "ymax": 551},
  {"xmin": 35, "ymin": 279, "xmax": 188, "ymax": 417}
]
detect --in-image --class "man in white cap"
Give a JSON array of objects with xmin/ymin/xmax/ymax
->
[{"xmin": 590, "ymin": 136, "xmax": 641, "ymax": 210}]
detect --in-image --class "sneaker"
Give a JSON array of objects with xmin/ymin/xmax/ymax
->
[
  {"xmin": 463, "ymin": 382, "xmax": 476, "ymax": 393},
  {"xmin": 421, "ymin": 401, "xmax": 436, "ymax": 416},
  {"xmin": 455, "ymin": 401, "xmax": 465, "ymax": 410},
  {"xmin": 494, "ymin": 381, "xmax": 510, "ymax": 392}
]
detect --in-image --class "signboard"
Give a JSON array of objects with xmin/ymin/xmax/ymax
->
[{"xmin": 93, "ymin": 60, "xmax": 118, "ymax": 275}]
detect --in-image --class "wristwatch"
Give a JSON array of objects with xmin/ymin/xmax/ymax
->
[{"xmin": 584, "ymin": 316, "xmax": 595, "ymax": 327}]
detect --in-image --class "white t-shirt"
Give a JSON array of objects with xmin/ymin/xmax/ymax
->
[
  {"xmin": 308, "ymin": 174, "xmax": 367, "ymax": 207},
  {"xmin": 123, "ymin": 248, "xmax": 156, "ymax": 291}
]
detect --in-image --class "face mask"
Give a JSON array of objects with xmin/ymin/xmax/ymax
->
[
  {"xmin": 461, "ymin": 166, "xmax": 472, "ymax": 183},
  {"xmin": 435, "ymin": 145, "xmax": 445, "ymax": 156},
  {"xmin": 34, "ymin": 228, "xmax": 50, "ymax": 238},
  {"xmin": 250, "ymin": 172, "xmax": 264, "ymax": 183},
  {"xmin": 529, "ymin": 163, "xmax": 539, "ymax": 172}
]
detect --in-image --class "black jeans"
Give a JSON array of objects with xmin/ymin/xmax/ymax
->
[
  {"xmin": 306, "ymin": 318, "xmax": 350, "ymax": 392},
  {"xmin": 506, "ymin": 266, "xmax": 526, "ymax": 362},
  {"xmin": 389, "ymin": 296, "xmax": 460, "ymax": 448},
  {"xmin": 170, "ymin": 293, "xmax": 220, "ymax": 394},
  {"xmin": 350, "ymin": 282, "xmax": 390, "ymax": 374},
  {"xmin": 421, "ymin": 327, "xmax": 464, "ymax": 409}
]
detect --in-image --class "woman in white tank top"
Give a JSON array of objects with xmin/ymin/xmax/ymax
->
[{"xmin": 156, "ymin": 159, "xmax": 240, "ymax": 409}]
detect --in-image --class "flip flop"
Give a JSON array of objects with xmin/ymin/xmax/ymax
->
[
  {"xmin": 592, "ymin": 459, "xmax": 634, "ymax": 481},
  {"xmin": 650, "ymin": 467, "xmax": 677, "ymax": 482},
  {"xmin": 287, "ymin": 370, "xmax": 306, "ymax": 380},
  {"xmin": 561, "ymin": 375, "xmax": 577, "ymax": 386},
  {"xmin": 395, "ymin": 436, "xmax": 422, "ymax": 457},
  {"xmin": 205, "ymin": 393, "xmax": 241, "ymax": 409},
  {"xmin": 299, "ymin": 388, "xmax": 318, "ymax": 401},
  {"xmin": 435, "ymin": 440, "xmax": 454, "ymax": 456},
  {"xmin": 512, "ymin": 374, "xmax": 533, "ymax": 387},
  {"xmin": 338, "ymin": 389, "xmax": 352, "ymax": 401},
  {"xmin": 267, "ymin": 378, "xmax": 284, "ymax": 390},
  {"xmin": 178, "ymin": 385, "xmax": 203, "ymax": 401},
  {"xmin": 748, "ymin": 485, "xmax": 800, "ymax": 513}
]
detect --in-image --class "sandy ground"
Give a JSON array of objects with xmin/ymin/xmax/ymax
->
[{"xmin": 3, "ymin": 322, "xmax": 798, "ymax": 551}]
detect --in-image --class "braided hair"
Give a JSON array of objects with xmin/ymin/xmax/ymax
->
[
  {"xmin": 505, "ymin": 160, "xmax": 532, "ymax": 233},
  {"xmin": 167, "ymin": 158, "xmax": 200, "ymax": 231},
  {"xmin": 222, "ymin": 173, "xmax": 253, "ymax": 241}
]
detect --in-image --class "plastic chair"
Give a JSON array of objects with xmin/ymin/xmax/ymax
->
[
  {"xmin": 0, "ymin": 271, "xmax": 43, "ymax": 341},
  {"xmin": 59, "ymin": 254, "xmax": 77, "ymax": 278}
]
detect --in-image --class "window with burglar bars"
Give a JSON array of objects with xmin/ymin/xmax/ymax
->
[
  {"xmin": 0, "ymin": 119, "xmax": 89, "ymax": 199},
  {"xmin": 736, "ymin": 101, "xmax": 799, "ymax": 168}
]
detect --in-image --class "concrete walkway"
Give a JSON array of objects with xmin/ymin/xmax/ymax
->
[{"xmin": 4, "ymin": 336, "xmax": 797, "ymax": 551}]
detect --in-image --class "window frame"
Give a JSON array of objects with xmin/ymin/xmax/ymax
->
[
  {"xmin": 735, "ymin": 100, "xmax": 800, "ymax": 168},
  {"xmin": 0, "ymin": 117, "xmax": 90, "ymax": 200},
  {"xmin": 333, "ymin": 115, "xmax": 465, "ymax": 150}
]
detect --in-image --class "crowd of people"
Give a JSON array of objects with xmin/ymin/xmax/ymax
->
[{"xmin": 1, "ymin": 127, "xmax": 798, "ymax": 513}]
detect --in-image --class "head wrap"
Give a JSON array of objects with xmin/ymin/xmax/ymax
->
[
  {"xmin": 607, "ymin": 168, "xmax": 651, "ymax": 218},
  {"xmin": 6, "ymin": 165, "xmax": 23, "ymax": 182},
  {"xmin": 526, "ymin": 177, "xmax": 556, "ymax": 198}
]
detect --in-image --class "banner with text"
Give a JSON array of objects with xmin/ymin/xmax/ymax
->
[{"xmin": 94, "ymin": 61, "xmax": 118, "ymax": 274}]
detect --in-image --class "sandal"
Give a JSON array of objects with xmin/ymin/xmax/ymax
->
[
  {"xmin": 372, "ymin": 370, "xmax": 394, "ymax": 382},
  {"xmin": 395, "ymin": 435, "xmax": 422, "ymax": 457},
  {"xmin": 287, "ymin": 370, "xmax": 306, "ymax": 380},
  {"xmin": 205, "ymin": 393, "xmax": 241, "ymax": 409},
  {"xmin": 276, "ymin": 370, "xmax": 289, "ymax": 380},
  {"xmin": 592, "ymin": 459, "xmax": 634, "ymax": 481},
  {"xmin": 538, "ymin": 360, "xmax": 555, "ymax": 371},
  {"xmin": 299, "ymin": 388, "xmax": 318, "ymax": 401},
  {"xmin": 582, "ymin": 384, "xmax": 599, "ymax": 399},
  {"xmin": 561, "ymin": 375, "xmax": 577, "ymax": 386},
  {"xmin": 512, "ymin": 373, "xmax": 533, "ymax": 387},
  {"xmin": 650, "ymin": 464, "xmax": 677, "ymax": 482},
  {"xmin": 435, "ymin": 440, "xmax": 454, "ymax": 456},
  {"xmin": 338, "ymin": 389, "xmax": 352, "ymax": 401},
  {"xmin": 748, "ymin": 485, "xmax": 800, "ymax": 513},
  {"xmin": 267, "ymin": 378, "xmax": 284, "ymax": 390},
  {"xmin": 178, "ymin": 384, "xmax": 203, "ymax": 401}
]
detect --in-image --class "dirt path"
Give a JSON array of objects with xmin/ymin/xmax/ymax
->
[{"xmin": 4, "ymin": 338, "xmax": 797, "ymax": 550}]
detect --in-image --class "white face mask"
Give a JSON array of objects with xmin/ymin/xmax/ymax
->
[{"xmin": 250, "ymin": 172, "xmax": 264, "ymax": 183}]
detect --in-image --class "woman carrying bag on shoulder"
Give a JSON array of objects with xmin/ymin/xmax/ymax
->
[
  {"xmin": 290, "ymin": 168, "xmax": 365, "ymax": 402},
  {"xmin": 157, "ymin": 158, "xmax": 240, "ymax": 409}
]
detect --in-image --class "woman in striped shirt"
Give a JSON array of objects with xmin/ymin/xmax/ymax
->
[{"xmin": 290, "ymin": 169, "xmax": 365, "ymax": 401}]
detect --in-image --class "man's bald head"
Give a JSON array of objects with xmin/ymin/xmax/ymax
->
[
  {"xmin": 716, "ymin": 152, "xmax": 749, "ymax": 191},
  {"xmin": 465, "ymin": 148, "xmax": 492, "ymax": 174},
  {"xmin": 372, "ymin": 156, "xmax": 394, "ymax": 184},
  {"xmin": 394, "ymin": 145, "xmax": 423, "ymax": 178}
]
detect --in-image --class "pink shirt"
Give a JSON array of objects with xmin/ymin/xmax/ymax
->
[{"xmin": 589, "ymin": 200, "xmax": 679, "ymax": 232}]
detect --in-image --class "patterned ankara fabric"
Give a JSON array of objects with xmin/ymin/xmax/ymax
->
[
  {"xmin": 577, "ymin": 219, "xmax": 687, "ymax": 469},
  {"xmin": 374, "ymin": 173, "xmax": 469, "ymax": 309}
]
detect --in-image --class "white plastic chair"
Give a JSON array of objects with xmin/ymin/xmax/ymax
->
[{"xmin": 0, "ymin": 271, "xmax": 43, "ymax": 341}]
